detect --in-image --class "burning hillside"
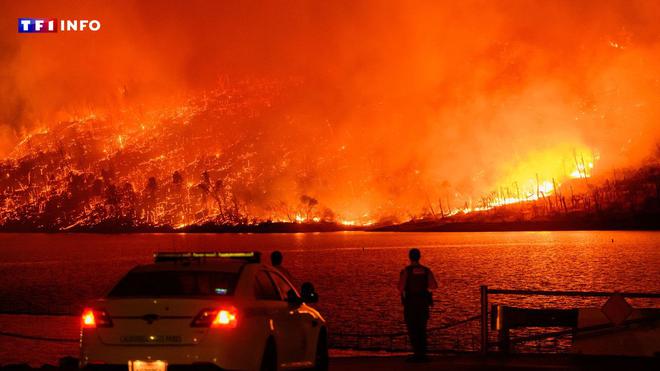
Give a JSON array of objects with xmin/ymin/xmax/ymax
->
[
  {"xmin": 0, "ymin": 80, "xmax": 331, "ymax": 230},
  {"xmin": 0, "ymin": 78, "xmax": 657, "ymax": 232}
]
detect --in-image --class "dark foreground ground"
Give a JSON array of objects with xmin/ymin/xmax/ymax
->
[
  {"xmin": 1, "ymin": 355, "xmax": 658, "ymax": 371},
  {"xmin": 331, "ymin": 354, "xmax": 659, "ymax": 371}
]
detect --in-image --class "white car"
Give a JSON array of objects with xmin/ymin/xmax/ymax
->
[{"xmin": 80, "ymin": 252, "xmax": 327, "ymax": 371}]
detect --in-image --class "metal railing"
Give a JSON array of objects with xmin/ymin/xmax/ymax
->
[
  {"xmin": 479, "ymin": 286, "xmax": 660, "ymax": 354},
  {"xmin": 0, "ymin": 310, "xmax": 79, "ymax": 343},
  {"xmin": 329, "ymin": 314, "xmax": 480, "ymax": 352},
  {"xmin": 0, "ymin": 330, "xmax": 78, "ymax": 343}
]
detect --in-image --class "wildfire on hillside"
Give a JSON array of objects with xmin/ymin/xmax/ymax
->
[{"xmin": 0, "ymin": 82, "xmax": 614, "ymax": 231}]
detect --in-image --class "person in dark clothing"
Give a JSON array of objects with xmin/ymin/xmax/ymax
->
[
  {"xmin": 397, "ymin": 248, "xmax": 438, "ymax": 362},
  {"xmin": 270, "ymin": 250, "xmax": 294, "ymax": 282}
]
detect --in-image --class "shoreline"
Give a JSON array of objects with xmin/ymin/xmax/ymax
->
[
  {"xmin": 1, "ymin": 354, "xmax": 658, "ymax": 371},
  {"xmin": 373, "ymin": 218, "xmax": 660, "ymax": 233},
  {"xmin": 0, "ymin": 219, "xmax": 659, "ymax": 234}
]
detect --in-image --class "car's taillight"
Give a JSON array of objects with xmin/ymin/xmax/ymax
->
[
  {"xmin": 81, "ymin": 308, "xmax": 113, "ymax": 328},
  {"xmin": 191, "ymin": 307, "xmax": 238, "ymax": 328}
]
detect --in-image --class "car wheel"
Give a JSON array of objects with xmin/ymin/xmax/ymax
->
[
  {"xmin": 260, "ymin": 339, "xmax": 277, "ymax": 371},
  {"xmin": 313, "ymin": 331, "xmax": 329, "ymax": 371}
]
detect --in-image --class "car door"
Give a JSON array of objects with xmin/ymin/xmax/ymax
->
[
  {"xmin": 268, "ymin": 271, "xmax": 312, "ymax": 366},
  {"xmin": 253, "ymin": 270, "xmax": 301, "ymax": 367}
]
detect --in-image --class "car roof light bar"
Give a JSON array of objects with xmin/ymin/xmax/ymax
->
[{"xmin": 154, "ymin": 251, "xmax": 261, "ymax": 263}]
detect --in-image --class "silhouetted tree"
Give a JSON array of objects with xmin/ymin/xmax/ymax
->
[
  {"xmin": 143, "ymin": 177, "xmax": 158, "ymax": 223},
  {"xmin": 300, "ymin": 195, "xmax": 318, "ymax": 221}
]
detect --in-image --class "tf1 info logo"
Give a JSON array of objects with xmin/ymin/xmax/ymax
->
[{"xmin": 18, "ymin": 18, "xmax": 101, "ymax": 33}]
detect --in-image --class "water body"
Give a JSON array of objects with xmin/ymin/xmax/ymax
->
[{"xmin": 0, "ymin": 231, "xmax": 658, "ymax": 365}]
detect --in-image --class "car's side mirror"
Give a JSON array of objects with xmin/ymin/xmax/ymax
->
[{"xmin": 300, "ymin": 282, "xmax": 318, "ymax": 304}]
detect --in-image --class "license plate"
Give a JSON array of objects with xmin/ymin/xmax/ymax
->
[
  {"xmin": 128, "ymin": 360, "xmax": 167, "ymax": 371},
  {"xmin": 121, "ymin": 335, "xmax": 182, "ymax": 344}
]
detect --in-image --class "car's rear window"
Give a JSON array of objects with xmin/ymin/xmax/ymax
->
[{"xmin": 108, "ymin": 270, "xmax": 239, "ymax": 297}]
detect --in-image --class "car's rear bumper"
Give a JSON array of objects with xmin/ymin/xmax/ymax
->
[{"xmin": 81, "ymin": 329, "xmax": 265, "ymax": 371}]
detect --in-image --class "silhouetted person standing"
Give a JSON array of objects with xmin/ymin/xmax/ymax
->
[
  {"xmin": 398, "ymin": 248, "xmax": 438, "ymax": 361},
  {"xmin": 270, "ymin": 250, "xmax": 294, "ymax": 282}
]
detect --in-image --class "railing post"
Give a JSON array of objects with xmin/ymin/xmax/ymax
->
[
  {"xmin": 497, "ymin": 305, "xmax": 510, "ymax": 354},
  {"xmin": 480, "ymin": 285, "xmax": 488, "ymax": 355}
]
